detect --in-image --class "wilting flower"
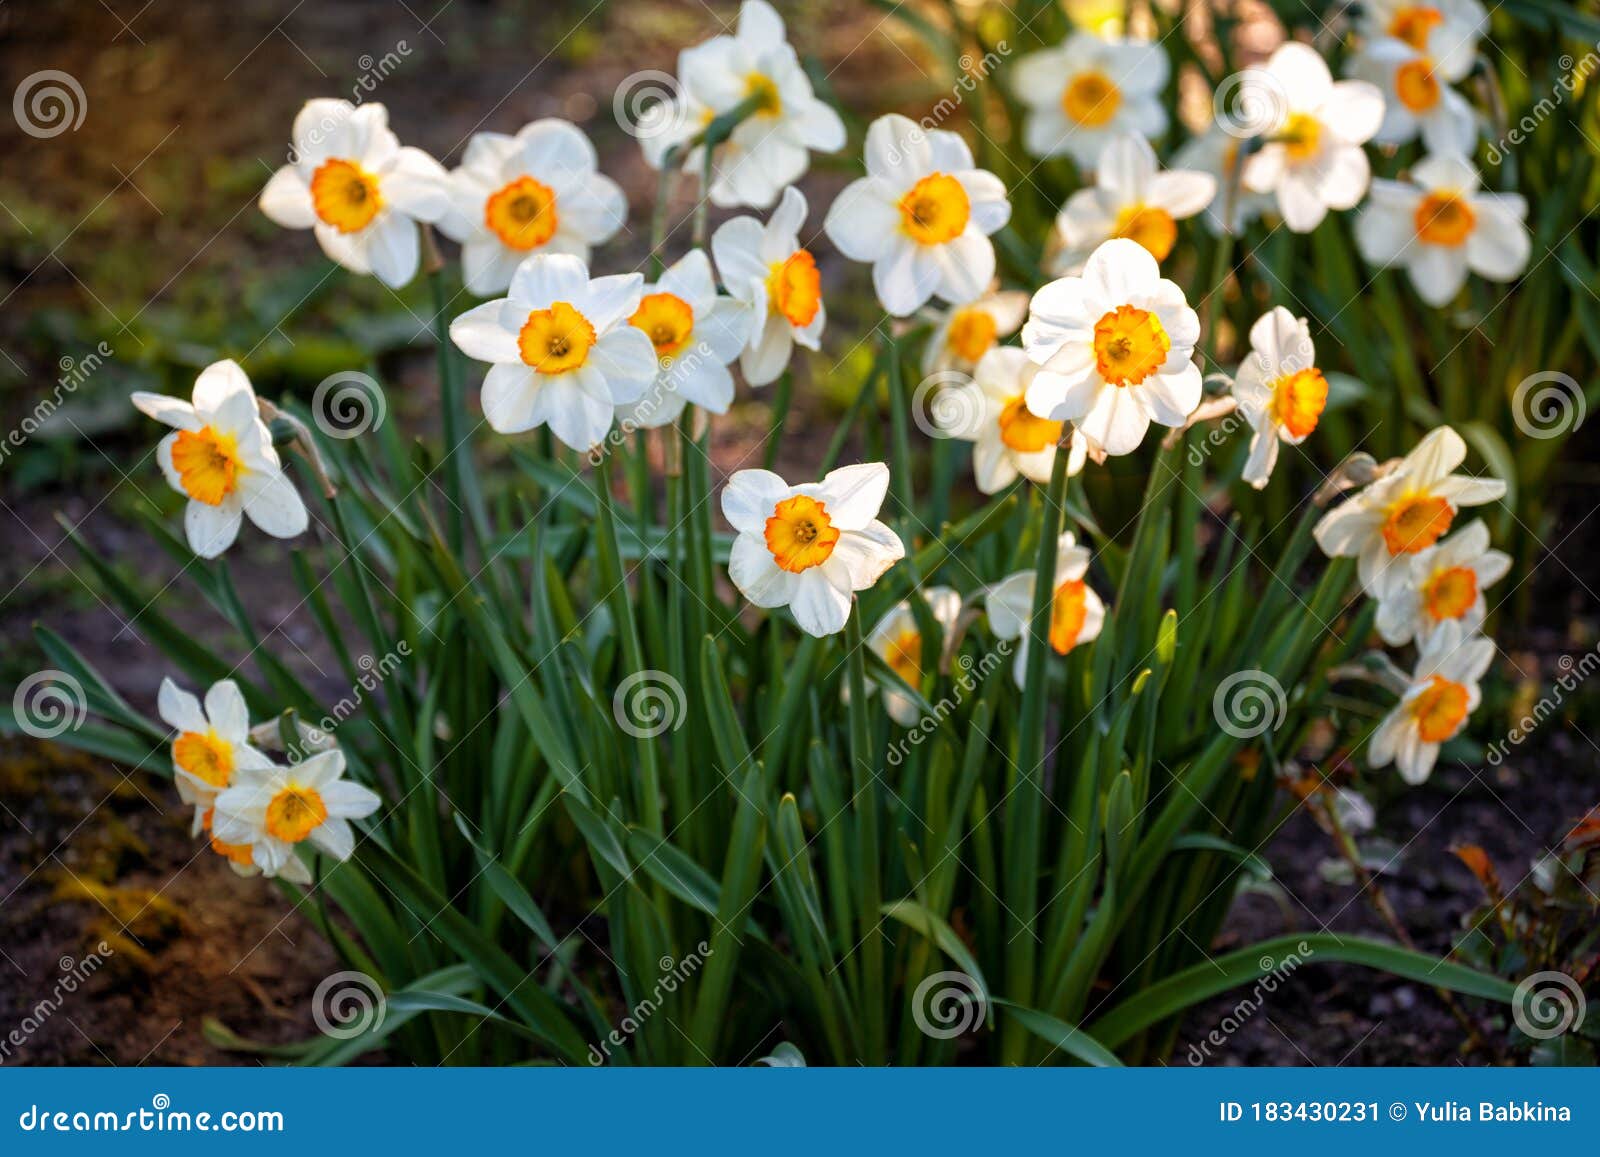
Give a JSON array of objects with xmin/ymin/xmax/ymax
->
[
  {"xmin": 824, "ymin": 114, "xmax": 1011, "ymax": 316},
  {"xmin": 1239, "ymin": 43, "xmax": 1384, "ymax": 233},
  {"xmin": 722, "ymin": 463, "xmax": 905, "ymax": 637},
  {"xmin": 448, "ymin": 253, "xmax": 656, "ymax": 450},
  {"xmin": 435, "ymin": 119, "xmax": 627, "ymax": 295},
  {"xmin": 938, "ymin": 347, "xmax": 1086, "ymax": 493},
  {"xmin": 665, "ymin": 0, "xmax": 845, "ymax": 208},
  {"xmin": 131, "ymin": 360, "xmax": 309, "ymax": 559},
  {"xmin": 920, "ymin": 288, "xmax": 1029, "ymax": 377},
  {"xmin": 862, "ymin": 587, "xmax": 964, "ymax": 725},
  {"xmin": 1354, "ymin": 152, "xmax": 1530, "ymax": 307},
  {"xmin": 1375, "ymin": 520, "xmax": 1509, "ymax": 646},
  {"xmin": 1368, "ymin": 620, "xmax": 1493, "ymax": 784},
  {"xmin": 1010, "ymin": 32, "xmax": 1169, "ymax": 166},
  {"xmin": 985, "ymin": 532, "xmax": 1106, "ymax": 688},
  {"xmin": 1232, "ymin": 307, "xmax": 1328, "ymax": 489},
  {"xmin": 1348, "ymin": 36, "xmax": 1476, "ymax": 154},
  {"xmin": 711, "ymin": 186, "xmax": 825, "ymax": 386},
  {"xmin": 1171, "ymin": 125, "xmax": 1274, "ymax": 236},
  {"xmin": 1050, "ymin": 133, "xmax": 1215, "ymax": 274},
  {"xmin": 158, "ymin": 677, "xmax": 273, "ymax": 835},
  {"xmin": 615, "ymin": 249, "xmax": 750, "ymax": 429},
  {"xmin": 259, "ymin": 100, "xmax": 450, "ymax": 288},
  {"xmin": 1314, "ymin": 426, "xmax": 1506, "ymax": 597},
  {"xmin": 1021, "ymin": 238, "xmax": 1202, "ymax": 456},
  {"xmin": 212, "ymin": 747, "xmax": 381, "ymax": 881},
  {"xmin": 1356, "ymin": 0, "xmax": 1487, "ymax": 79}
]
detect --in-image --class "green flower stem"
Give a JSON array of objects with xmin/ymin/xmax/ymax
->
[
  {"xmin": 845, "ymin": 601, "xmax": 885, "ymax": 1064},
  {"xmin": 763, "ymin": 369, "xmax": 793, "ymax": 470}
]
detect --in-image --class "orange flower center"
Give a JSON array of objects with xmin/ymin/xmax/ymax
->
[
  {"xmin": 886, "ymin": 627, "xmax": 923, "ymax": 686},
  {"xmin": 898, "ymin": 173, "xmax": 970, "ymax": 245},
  {"xmin": 1062, "ymin": 70, "xmax": 1121, "ymax": 127},
  {"xmin": 764, "ymin": 494, "xmax": 840, "ymax": 573},
  {"xmin": 745, "ymin": 72, "xmax": 781, "ymax": 116},
  {"xmin": 309, "ymin": 158, "xmax": 383, "ymax": 233},
  {"xmin": 210, "ymin": 832, "xmax": 257, "ymax": 867},
  {"xmin": 1279, "ymin": 113, "xmax": 1322, "ymax": 163},
  {"xmin": 1049, "ymin": 578, "xmax": 1090, "ymax": 654},
  {"xmin": 171, "ymin": 426, "xmax": 242, "ymax": 506},
  {"xmin": 1112, "ymin": 204, "xmax": 1178, "ymax": 261},
  {"xmin": 630, "ymin": 291, "xmax": 696, "ymax": 360},
  {"xmin": 1381, "ymin": 492, "xmax": 1454, "ymax": 555},
  {"xmin": 767, "ymin": 250, "xmax": 822, "ymax": 328},
  {"xmin": 1271, "ymin": 367, "xmax": 1329, "ymax": 439},
  {"xmin": 264, "ymin": 784, "xmax": 329, "ymax": 843},
  {"xmin": 946, "ymin": 307, "xmax": 997, "ymax": 362},
  {"xmin": 518, "ymin": 301, "xmax": 596, "ymax": 373},
  {"xmin": 1414, "ymin": 191, "xmax": 1476, "ymax": 246},
  {"xmin": 998, "ymin": 394, "xmax": 1063, "ymax": 453},
  {"xmin": 1395, "ymin": 58, "xmax": 1441, "ymax": 113},
  {"xmin": 484, "ymin": 175, "xmax": 559, "ymax": 251},
  {"xmin": 1411, "ymin": 674, "xmax": 1469, "ymax": 743},
  {"xmin": 1389, "ymin": 5, "xmax": 1444, "ymax": 52},
  {"xmin": 1092, "ymin": 305, "xmax": 1170, "ymax": 387},
  {"xmin": 174, "ymin": 731, "xmax": 234, "ymax": 789},
  {"xmin": 1421, "ymin": 564, "xmax": 1478, "ymax": 622}
]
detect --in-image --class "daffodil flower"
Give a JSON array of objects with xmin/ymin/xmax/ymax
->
[
  {"xmin": 1348, "ymin": 36, "xmax": 1477, "ymax": 154},
  {"xmin": 824, "ymin": 114, "xmax": 1011, "ymax": 317},
  {"xmin": 1354, "ymin": 152, "xmax": 1530, "ymax": 307},
  {"xmin": 1375, "ymin": 520, "xmax": 1509, "ymax": 646},
  {"xmin": 938, "ymin": 347, "xmax": 1088, "ymax": 494},
  {"xmin": 1314, "ymin": 425, "xmax": 1506, "ymax": 597},
  {"xmin": 1368, "ymin": 619, "xmax": 1493, "ymax": 784},
  {"xmin": 157, "ymin": 677, "xmax": 274, "ymax": 835},
  {"xmin": 259, "ymin": 100, "xmax": 450, "ymax": 288},
  {"xmin": 615, "ymin": 249, "xmax": 751, "ymax": 429},
  {"xmin": 861, "ymin": 587, "xmax": 963, "ymax": 726},
  {"xmin": 448, "ymin": 253, "xmax": 658, "ymax": 450},
  {"xmin": 131, "ymin": 360, "xmax": 309, "ymax": 559},
  {"xmin": 1009, "ymin": 32, "xmax": 1169, "ymax": 167},
  {"xmin": 435, "ymin": 119, "xmax": 627, "ymax": 296},
  {"xmin": 212, "ymin": 747, "xmax": 381, "ymax": 881},
  {"xmin": 722, "ymin": 463, "xmax": 905, "ymax": 638},
  {"xmin": 711, "ymin": 187, "xmax": 826, "ymax": 386},
  {"xmin": 985, "ymin": 532, "xmax": 1106, "ymax": 688},
  {"xmin": 1232, "ymin": 307, "xmax": 1329, "ymax": 489},
  {"xmin": 919, "ymin": 288, "xmax": 1029, "ymax": 378},
  {"xmin": 1356, "ymin": 0, "xmax": 1487, "ymax": 80},
  {"xmin": 1239, "ymin": 43, "xmax": 1384, "ymax": 233},
  {"xmin": 664, "ymin": 0, "xmax": 845, "ymax": 209},
  {"xmin": 1051, "ymin": 133, "xmax": 1216, "ymax": 274},
  {"xmin": 1022, "ymin": 238, "xmax": 1202, "ymax": 456}
]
